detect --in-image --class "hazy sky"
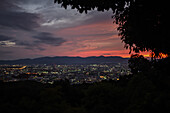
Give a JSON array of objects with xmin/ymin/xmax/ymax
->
[{"xmin": 0, "ymin": 0, "xmax": 132, "ymax": 60}]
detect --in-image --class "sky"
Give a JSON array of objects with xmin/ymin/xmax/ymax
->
[{"xmin": 0, "ymin": 0, "xmax": 135, "ymax": 60}]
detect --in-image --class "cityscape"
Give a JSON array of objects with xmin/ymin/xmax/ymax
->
[{"xmin": 0, "ymin": 63, "xmax": 131, "ymax": 84}]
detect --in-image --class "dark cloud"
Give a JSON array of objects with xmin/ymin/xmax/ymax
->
[
  {"xmin": 16, "ymin": 41, "xmax": 45, "ymax": 51},
  {"xmin": 0, "ymin": 0, "xmax": 21, "ymax": 11},
  {"xmin": 14, "ymin": 32, "xmax": 66, "ymax": 51},
  {"xmin": 0, "ymin": 11, "xmax": 40, "ymax": 31},
  {"xmin": 0, "ymin": 50, "xmax": 12, "ymax": 55},
  {"xmin": 0, "ymin": 34, "xmax": 16, "ymax": 47},
  {"xmin": 0, "ymin": 47, "xmax": 13, "ymax": 59},
  {"xmin": 85, "ymin": 10, "xmax": 113, "ymax": 25},
  {"xmin": 0, "ymin": 0, "xmax": 40, "ymax": 31},
  {"xmin": 33, "ymin": 32, "xmax": 66, "ymax": 46},
  {"xmin": 0, "ymin": 35, "xmax": 14, "ymax": 41},
  {"xmin": 15, "ymin": 0, "xmax": 52, "ymax": 6}
]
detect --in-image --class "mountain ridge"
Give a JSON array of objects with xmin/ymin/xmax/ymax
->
[{"xmin": 0, "ymin": 56, "xmax": 129, "ymax": 65}]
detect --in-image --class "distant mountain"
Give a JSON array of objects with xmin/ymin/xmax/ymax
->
[{"xmin": 0, "ymin": 56, "xmax": 129, "ymax": 65}]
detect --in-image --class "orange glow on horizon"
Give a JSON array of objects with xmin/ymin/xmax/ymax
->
[{"xmin": 62, "ymin": 50, "xmax": 131, "ymax": 58}]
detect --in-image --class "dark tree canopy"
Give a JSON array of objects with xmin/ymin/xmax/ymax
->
[
  {"xmin": 54, "ymin": 0, "xmax": 170, "ymax": 57},
  {"xmin": 54, "ymin": 0, "xmax": 132, "ymax": 13},
  {"xmin": 120, "ymin": 0, "xmax": 170, "ymax": 57}
]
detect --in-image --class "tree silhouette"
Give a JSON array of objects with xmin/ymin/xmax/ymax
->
[
  {"xmin": 128, "ymin": 54, "xmax": 151, "ymax": 74},
  {"xmin": 54, "ymin": 0, "xmax": 170, "ymax": 57}
]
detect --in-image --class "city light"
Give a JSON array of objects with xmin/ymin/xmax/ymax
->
[{"xmin": 0, "ymin": 63, "xmax": 131, "ymax": 84}]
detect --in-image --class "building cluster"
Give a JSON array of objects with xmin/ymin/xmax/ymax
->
[{"xmin": 0, "ymin": 63, "xmax": 131, "ymax": 84}]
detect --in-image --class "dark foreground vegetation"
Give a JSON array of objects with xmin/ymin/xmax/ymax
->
[{"xmin": 0, "ymin": 57, "xmax": 169, "ymax": 113}]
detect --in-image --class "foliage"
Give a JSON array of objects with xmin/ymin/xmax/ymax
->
[
  {"xmin": 118, "ymin": 0, "xmax": 170, "ymax": 56},
  {"xmin": 128, "ymin": 54, "xmax": 151, "ymax": 74},
  {"xmin": 54, "ymin": 0, "xmax": 132, "ymax": 13}
]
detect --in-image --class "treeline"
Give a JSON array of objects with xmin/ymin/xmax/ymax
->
[{"xmin": 0, "ymin": 58, "xmax": 169, "ymax": 113}]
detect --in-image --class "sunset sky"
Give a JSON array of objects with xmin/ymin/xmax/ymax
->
[{"xmin": 0, "ymin": 0, "xmax": 146, "ymax": 60}]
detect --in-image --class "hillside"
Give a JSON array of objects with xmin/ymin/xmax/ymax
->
[{"xmin": 0, "ymin": 56, "xmax": 129, "ymax": 65}]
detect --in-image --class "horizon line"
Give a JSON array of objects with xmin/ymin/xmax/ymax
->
[{"xmin": 0, "ymin": 55, "xmax": 131, "ymax": 61}]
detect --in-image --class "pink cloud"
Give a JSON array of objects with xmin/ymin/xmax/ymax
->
[{"xmin": 48, "ymin": 20, "xmax": 132, "ymax": 57}]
